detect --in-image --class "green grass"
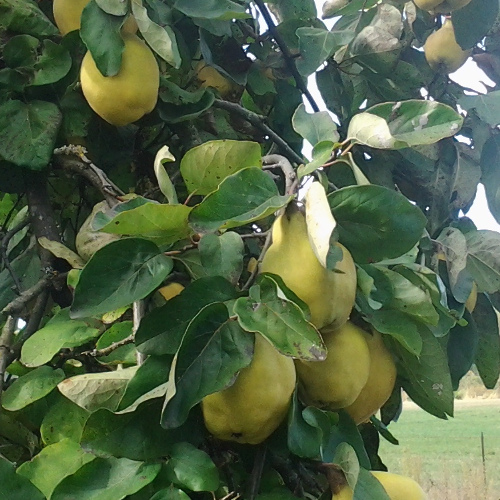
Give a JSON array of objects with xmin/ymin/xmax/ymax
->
[{"xmin": 378, "ymin": 400, "xmax": 500, "ymax": 500}]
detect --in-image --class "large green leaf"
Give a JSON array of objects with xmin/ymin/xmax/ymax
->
[
  {"xmin": 51, "ymin": 457, "xmax": 160, "ymax": 500},
  {"xmin": 0, "ymin": 0, "xmax": 57, "ymax": 36},
  {"xmin": 452, "ymin": 0, "xmax": 499, "ymax": 49},
  {"xmin": 161, "ymin": 303, "xmax": 254, "ymax": 429},
  {"xmin": 70, "ymin": 238, "xmax": 173, "ymax": 319},
  {"xmin": 347, "ymin": 100, "xmax": 463, "ymax": 149},
  {"xmin": 328, "ymin": 185, "xmax": 427, "ymax": 263},
  {"xmin": 2, "ymin": 366, "xmax": 65, "ymax": 412},
  {"xmin": 295, "ymin": 27, "xmax": 341, "ymax": 76},
  {"xmin": 292, "ymin": 103, "xmax": 339, "ymax": 147},
  {"xmin": 0, "ymin": 458, "xmax": 45, "ymax": 500},
  {"xmin": 17, "ymin": 439, "xmax": 95, "ymax": 500},
  {"xmin": 135, "ymin": 276, "xmax": 238, "ymax": 355},
  {"xmin": 460, "ymin": 91, "xmax": 500, "ymax": 128},
  {"xmin": 21, "ymin": 308, "xmax": 101, "ymax": 367},
  {"xmin": 189, "ymin": 167, "xmax": 292, "ymax": 233},
  {"xmin": 465, "ymin": 230, "xmax": 500, "ymax": 293},
  {"xmin": 480, "ymin": 135, "xmax": 500, "ymax": 224},
  {"xmin": 0, "ymin": 100, "xmax": 61, "ymax": 170},
  {"xmin": 180, "ymin": 140, "xmax": 262, "ymax": 195},
  {"xmin": 234, "ymin": 274, "xmax": 326, "ymax": 361},
  {"xmin": 173, "ymin": 0, "xmax": 250, "ymax": 20}
]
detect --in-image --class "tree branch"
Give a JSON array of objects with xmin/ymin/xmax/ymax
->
[
  {"xmin": 253, "ymin": 0, "xmax": 320, "ymax": 112},
  {"xmin": 133, "ymin": 301, "xmax": 146, "ymax": 366},
  {"xmin": 262, "ymin": 154, "xmax": 298, "ymax": 195},
  {"xmin": 242, "ymin": 229, "xmax": 273, "ymax": 290},
  {"xmin": 81, "ymin": 334, "xmax": 134, "ymax": 358},
  {"xmin": 53, "ymin": 146, "xmax": 125, "ymax": 206},
  {"xmin": 0, "ymin": 316, "xmax": 16, "ymax": 398},
  {"xmin": 213, "ymin": 99, "xmax": 305, "ymax": 166}
]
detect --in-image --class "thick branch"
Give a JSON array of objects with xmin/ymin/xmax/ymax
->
[
  {"xmin": 253, "ymin": 0, "xmax": 320, "ymax": 112},
  {"xmin": 262, "ymin": 154, "xmax": 298, "ymax": 195},
  {"xmin": 213, "ymin": 99, "xmax": 305, "ymax": 166},
  {"xmin": 0, "ymin": 316, "xmax": 16, "ymax": 397}
]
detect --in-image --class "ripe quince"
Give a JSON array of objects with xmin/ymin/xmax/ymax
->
[
  {"xmin": 195, "ymin": 61, "xmax": 242, "ymax": 98},
  {"xmin": 53, "ymin": 0, "xmax": 137, "ymax": 36},
  {"xmin": 201, "ymin": 333, "xmax": 296, "ymax": 444},
  {"xmin": 295, "ymin": 322, "xmax": 371, "ymax": 409},
  {"xmin": 80, "ymin": 34, "xmax": 159, "ymax": 126},
  {"xmin": 260, "ymin": 205, "xmax": 356, "ymax": 330},
  {"xmin": 413, "ymin": 0, "xmax": 471, "ymax": 13},
  {"xmin": 424, "ymin": 20, "xmax": 471, "ymax": 73},
  {"xmin": 344, "ymin": 329, "xmax": 397, "ymax": 424},
  {"xmin": 75, "ymin": 201, "xmax": 121, "ymax": 262}
]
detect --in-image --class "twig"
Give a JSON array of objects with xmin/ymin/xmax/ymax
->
[
  {"xmin": 240, "ymin": 231, "xmax": 269, "ymax": 239},
  {"xmin": 133, "ymin": 301, "xmax": 145, "ymax": 365},
  {"xmin": 253, "ymin": 0, "xmax": 320, "ymax": 112},
  {"xmin": 81, "ymin": 334, "xmax": 134, "ymax": 357},
  {"xmin": 242, "ymin": 230, "xmax": 273, "ymax": 290},
  {"xmin": 53, "ymin": 146, "xmax": 124, "ymax": 206},
  {"xmin": 262, "ymin": 154, "xmax": 297, "ymax": 195},
  {"xmin": 213, "ymin": 99, "xmax": 305, "ymax": 166},
  {"xmin": 0, "ymin": 316, "xmax": 16, "ymax": 397},
  {"xmin": 0, "ymin": 218, "xmax": 31, "ymax": 294},
  {"xmin": 247, "ymin": 445, "xmax": 267, "ymax": 500}
]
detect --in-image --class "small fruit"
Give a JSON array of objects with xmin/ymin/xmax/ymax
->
[
  {"xmin": 413, "ymin": 0, "xmax": 471, "ymax": 13},
  {"xmin": 158, "ymin": 282, "xmax": 184, "ymax": 301},
  {"xmin": 53, "ymin": 0, "xmax": 137, "ymax": 36},
  {"xmin": 296, "ymin": 322, "xmax": 371, "ymax": 409},
  {"xmin": 465, "ymin": 281, "xmax": 477, "ymax": 313},
  {"xmin": 423, "ymin": 20, "xmax": 471, "ymax": 74},
  {"xmin": 80, "ymin": 34, "xmax": 159, "ymax": 126},
  {"xmin": 202, "ymin": 333, "xmax": 296, "ymax": 444},
  {"xmin": 75, "ymin": 201, "xmax": 121, "ymax": 261},
  {"xmin": 344, "ymin": 329, "xmax": 397, "ymax": 424},
  {"xmin": 195, "ymin": 61, "xmax": 241, "ymax": 98},
  {"xmin": 260, "ymin": 204, "xmax": 356, "ymax": 330},
  {"xmin": 332, "ymin": 471, "xmax": 427, "ymax": 499}
]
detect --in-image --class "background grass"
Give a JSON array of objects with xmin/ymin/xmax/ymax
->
[{"xmin": 378, "ymin": 399, "xmax": 500, "ymax": 500}]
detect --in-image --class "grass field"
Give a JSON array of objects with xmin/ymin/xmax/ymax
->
[{"xmin": 378, "ymin": 399, "xmax": 500, "ymax": 500}]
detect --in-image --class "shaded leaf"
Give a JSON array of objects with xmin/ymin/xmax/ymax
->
[
  {"xmin": 466, "ymin": 230, "xmax": 500, "ymax": 294},
  {"xmin": 292, "ymin": 103, "xmax": 339, "ymax": 147},
  {"xmin": 0, "ymin": 458, "xmax": 45, "ymax": 500}
]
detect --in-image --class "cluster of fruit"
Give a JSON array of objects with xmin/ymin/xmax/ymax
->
[
  {"xmin": 53, "ymin": 0, "xmax": 159, "ymax": 127},
  {"xmin": 418, "ymin": 0, "xmax": 473, "ymax": 74}
]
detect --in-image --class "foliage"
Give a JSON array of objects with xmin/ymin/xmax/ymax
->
[{"xmin": 1, "ymin": 0, "xmax": 500, "ymax": 498}]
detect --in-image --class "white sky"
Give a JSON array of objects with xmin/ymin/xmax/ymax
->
[{"xmin": 307, "ymin": 0, "xmax": 500, "ymax": 232}]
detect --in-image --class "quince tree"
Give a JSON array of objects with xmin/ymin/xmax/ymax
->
[{"xmin": 0, "ymin": 0, "xmax": 499, "ymax": 499}]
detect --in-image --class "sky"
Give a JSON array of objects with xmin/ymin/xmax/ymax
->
[{"xmin": 307, "ymin": 0, "xmax": 500, "ymax": 233}]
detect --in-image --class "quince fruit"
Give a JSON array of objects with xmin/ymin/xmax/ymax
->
[
  {"xmin": 195, "ymin": 61, "xmax": 242, "ymax": 98},
  {"xmin": 158, "ymin": 282, "xmax": 185, "ymax": 301},
  {"xmin": 413, "ymin": 0, "xmax": 471, "ymax": 13},
  {"xmin": 424, "ymin": 20, "xmax": 471, "ymax": 73},
  {"xmin": 75, "ymin": 201, "xmax": 121, "ymax": 262},
  {"xmin": 201, "ymin": 333, "xmax": 296, "ymax": 444},
  {"xmin": 295, "ymin": 322, "xmax": 371, "ymax": 409},
  {"xmin": 80, "ymin": 34, "xmax": 159, "ymax": 126},
  {"xmin": 53, "ymin": 0, "xmax": 137, "ymax": 36},
  {"xmin": 344, "ymin": 329, "xmax": 397, "ymax": 424},
  {"xmin": 333, "ymin": 471, "xmax": 427, "ymax": 499},
  {"xmin": 260, "ymin": 204, "xmax": 356, "ymax": 330}
]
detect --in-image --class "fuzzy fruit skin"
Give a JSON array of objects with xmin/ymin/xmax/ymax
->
[
  {"xmin": 260, "ymin": 207, "xmax": 356, "ymax": 330},
  {"xmin": 371, "ymin": 471, "xmax": 428, "ymax": 500},
  {"xmin": 158, "ymin": 283, "xmax": 184, "ymax": 301},
  {"xmin": 344, "ymin": 329, "xmax": 397, "ymax": 424},
  {"xmin": 423, "ymin": 20, "xmax": 471, "ymax": 73},
  {"xmin": 80, "ymin": 34, "xmax": 159, "ymax": 126},
  {"xmin": 331, "ymin": 472, "xmax": 427, "ymax": 499},
  {"xmin": 413, "ymin": 0, "xmax": 471, "ymax": 12},
  {"xmin": 202, "ymin": 334, "xmax": 296, "ymax": 445},
  {"xmin": 195, "ymin": 61, "xmax": 240, "ymax": 98},
  {"xmin": 53, "ymin": 0, "xmax": 137, "ymax": 35},
  {"xmin": 296, "ymin": 322, "xmax": 371, "ymax": 409},
  {"xmin": 75, "ymin": 201, "xmax": 121, "ymax": 262}
]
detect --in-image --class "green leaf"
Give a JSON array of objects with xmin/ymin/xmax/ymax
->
[
  {"xmin": 135, "ymin": 276, "xmax": 238, "ymax": 355},
  {"xmin": 162, "ymin": 303, "xmax": 254, "ymax": 429},
  {"xmin": 189, "ymin": 167, "xmax": 292, "ymax": 233},
  {"xmin": 131, "ymin": 0, "xmax": 181, "ymax": 69},
  {"xmin": 0, "ymin": 100, "xmax": 61, "ymax": 170},
  {"xmin": 353, "ymin": 468, "xmax": 391, "ymax": 500},
  {"xmin": 150, "ymin": 487, "xmax": 191, "ymax": 500},
  {"xmin": 198, "ymin": 232, "xmax": 244, "ymax": 285},
  {"xmin": 0, "ymin": 458, "xmax": 45, "ymax": 500},
  {"xmin": 292, "ymin": 103, "xmax": 339, "ymax": 147},
  {"xmin": 2, "ymin": 366, "xmax": 65, "ymax": 412},
  {"xmin": 297, "ymin": 141, "xmax": 336, "ymax": 178},
  {"xmin": 347, "ymin": 100, "xmax": 463, "ymax": 149},
  {"xmin": 57, "ymin": 367, "xmax": 138, "ymax": 412},
  {"xmin": 328, "ymin": 185, "xmax": 427, "ymax": 263},
  {"xmin": 472, "ymin": 293, "xmax": 500, "ymax": 389},
  {"xmin": 173, "ymin": 0, "xmax": 250, "ymax": 20},
  {"xmin": 459, "ymin": 91, "xmax": 500, "ymax": 127},
  {"xmin": 81, "ymin": 402, "xmax": 202, "ymax": 460},
  {"xmin": 95, "ymin": 321, "xmax": 136, "ymax": 365},
  {"xmin": 17, "ymin": 439, "xmax": 95, "ymax": 500},
  {"xmin": 393, "ymin": 329, "xmax": 454, "ymax": 419},
  {"xmin": 0, "ymin": 0, "xmax": 57, "ymax": 36},
  {"xmin": 100, "ymin": 203, "xmax": 192, "ymax": 246},
  {"xmin": 80, "ymin": 0, "xmax": 124, "ymax": 77},
  {"xmin": 295, "ymin": 27, "xmax": 341, "ymax": 76},
  {"xmin": 70, "ymin": 238, "xmax": 173, "ymax": 319},
  {"xmin": 21, "ymin": 308, "xmax": 101, "ymax": 367},
  {"xmin": 95, "ymin": 0, "xmax": 127, "ymax": 16},
  {"xmin": 234, "ymin": 274, "xmax": 326, "ymax": 361},
  {"xmin": 51, "ymin": 457, "xmax": 161, "ymax": 500},
  {"xmin": 31, "ymin": 40, "xmax": 72, "ymax": 86},
  {"xmin": 0, "ymin": 411, "xmax": 38, "ymax": 455},
  {"xmin": 466, "ymin": 230, "xmax": 500, "ymax": 293},
  {"xmin": 164, "ymin": 442, "xmax": 219, "ymax": 491},
  {"xmin": 40, "ymin": 395, "xmax": 90, "ymax": 446},
  {"xmin": 154, "ymin": 146, "xmax": 178, "ymax": 204},
  {"xmin": 180, "ymin": 140, "xmax": 262, "ymax": 195},
  {"xmin": 452, "ymin": 0, "xmax": 499, "ymax": 50},
  {"xmin": 480, "ymin": 135, "xmax": 500, "ymax": 224}
]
